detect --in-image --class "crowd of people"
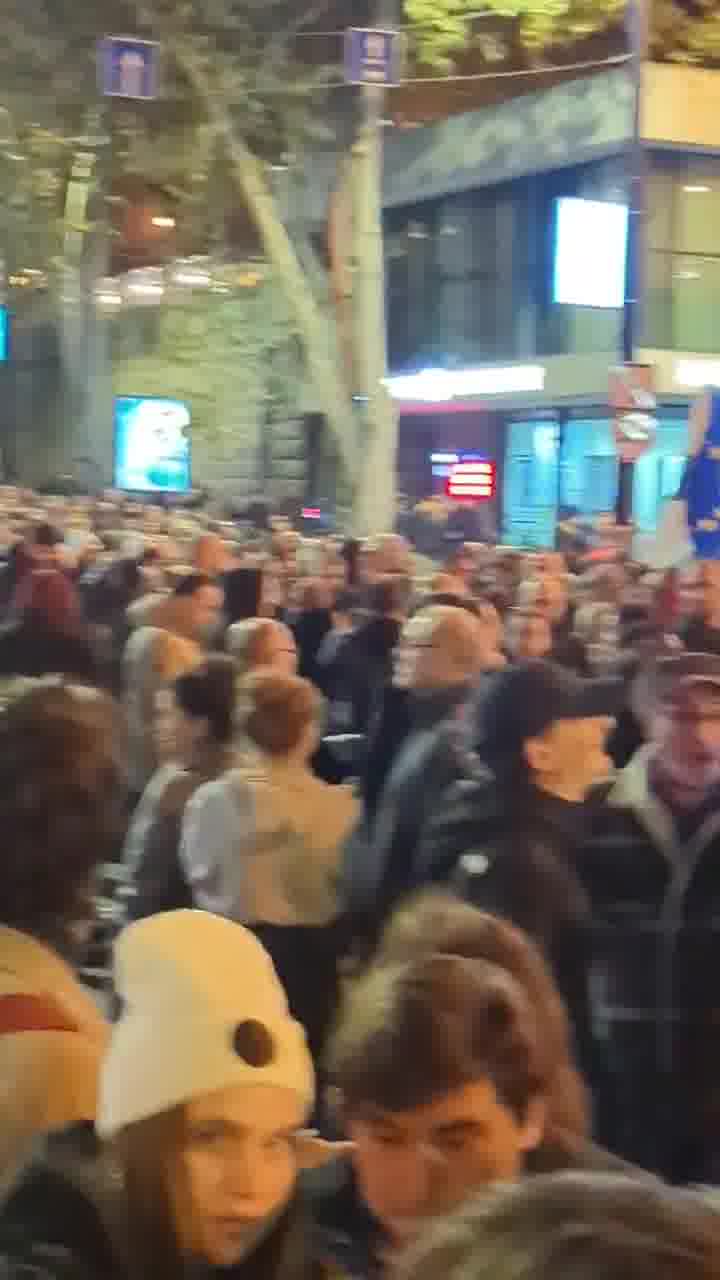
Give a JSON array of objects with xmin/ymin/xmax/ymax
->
[{"xmin": 1, "ymin": 486, "xmax": 720, "ymax": 1277}]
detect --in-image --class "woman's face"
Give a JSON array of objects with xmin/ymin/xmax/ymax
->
[{"xmin": 171, "ymin": 1084, "xmax": 305, "ymax": 1269}]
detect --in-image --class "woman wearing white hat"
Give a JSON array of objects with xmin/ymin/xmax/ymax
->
[{"xmin": 0, "ymin": 910, "xmax": 345, "ymax": 1280}]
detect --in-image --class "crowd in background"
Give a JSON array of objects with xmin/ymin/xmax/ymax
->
[{"xmin": 1, "ymin": 485, "xmax": 720, "ymax": 1277}]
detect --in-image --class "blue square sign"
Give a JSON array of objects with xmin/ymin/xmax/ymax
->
[
  {"xmin": 344, "ymin": 28, "xmax": 403, "ymax": 86},
  {"xmin": 99, "ymin": 36, "xmax": 160, "ymax": 100}
]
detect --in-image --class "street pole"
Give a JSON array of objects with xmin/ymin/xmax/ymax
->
[
  {"xmin": 616, "ymin": 0, "xmax": 648, "ymax": 525},
  {"xmin": 352, "ymin": 0, "xmax": 400, "ymax": 536}
]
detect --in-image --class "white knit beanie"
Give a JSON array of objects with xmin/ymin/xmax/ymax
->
[{"xmin": 97, "ymin": 910, "xmax": 314, "ymax": 1139}]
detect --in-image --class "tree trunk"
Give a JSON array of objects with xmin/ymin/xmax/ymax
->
[
  {"xmin": 351, "ymin": 105, "xmax": 398, "ymax": 536},
  {"xmin": 174, "ymin": 47, "xmax": 358, "ymax": 495}
]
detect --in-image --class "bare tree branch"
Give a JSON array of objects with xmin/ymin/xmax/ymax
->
[{"xmin": 260, "ymin": 0, "xmax": 337, "ymax": 77}]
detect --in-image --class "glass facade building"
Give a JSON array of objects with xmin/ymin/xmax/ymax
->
[{"xmin": 385, "ymin": 145, "xmax": 720, "ymax": 544}]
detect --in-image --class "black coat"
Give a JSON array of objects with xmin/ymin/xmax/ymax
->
[
  {"xmin": 683, "ymin": 617, "xmax": 720, "ymax": 656},
  {"xmin": 293, "ymin": 610, "xmax": 334, "ymax": 688},
  {"xmin": 577, "ymin": 751, "xmax": 720, "ymax": 1183},
  {"xmin": 422, "ymin": 777, "xmax": 603, "ymax": 1097},
  {"xmin": 360, "ymin": 683, "xmax": 411, "ymax": 827},
  {"xmin": 327, "ymin": 617, "xmax": 401, "ymax": 737},
  {"xmin": 346, "ymin": 685, "xmax": 471, "ymax": 940},
  {"xmin": 0, "ymin": 619, "xmax": 98, "ymax": 684},
  {"xmin": 0, "ymin": 1127, "xmax": 333, "ymax": 1280}
]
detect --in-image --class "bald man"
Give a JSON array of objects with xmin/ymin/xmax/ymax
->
[{"xmin": 346, "ymin": 605, "xmax": 489, "ymax": 944}]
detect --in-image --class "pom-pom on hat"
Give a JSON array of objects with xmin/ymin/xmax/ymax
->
[{"xmin": 97, "ymin": 910, "xmax": 314, "ymax": 1139}]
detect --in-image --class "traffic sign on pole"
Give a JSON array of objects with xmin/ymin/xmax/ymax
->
[
  {"xmin": 344, "ymin": 28, "xmax": 403, "ymax": 86},
  {"xmin": 98, "ymin": 37, "xmax": 160, "ymax": 100},
  {"xmin": 609, "ymin": 362, "xmax": 656, "ymax": 463}
]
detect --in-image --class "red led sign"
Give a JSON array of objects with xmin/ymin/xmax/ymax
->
[{"xmin": 446, "ymin": 460, "xmax": 496, "ymax": 502}]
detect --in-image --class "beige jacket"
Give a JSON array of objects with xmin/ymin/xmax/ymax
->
[
  {"xmin": 0, "ymin": 927, "xmax": 109, "ymax": 1190},
  {"xmin": 182, "ymin": 761, "xmax": 359, "ymax": 927}
]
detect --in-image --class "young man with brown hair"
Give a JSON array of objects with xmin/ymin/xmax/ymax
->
[{"xmin": 312, "ymin": 953, "xmax": 551, "ymax": 1276}]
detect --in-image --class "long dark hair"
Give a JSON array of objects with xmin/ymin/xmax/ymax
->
[{"xmin": 174, "ymin": 655, "xmax": 237, "ymax": 745}]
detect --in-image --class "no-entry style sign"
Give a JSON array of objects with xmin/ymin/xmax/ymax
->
[{"xmin": 609, "ymin": 363, "xmax": 657, "ymax": 462}]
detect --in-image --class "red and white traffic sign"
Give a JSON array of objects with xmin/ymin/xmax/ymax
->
[{"xmin": 446, "ymin": 460, "xmax": 497, "ymax": 502}]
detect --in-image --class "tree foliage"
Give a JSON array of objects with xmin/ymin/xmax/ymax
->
[
  {"xmin": 403, "ymin": 0, "xmax": 626, "ymax": 71},
  {"xmin": 404, "ymin": 0, "xmax": 720, "ymax": 70},
  {"xmin": 0, "ymin": 0, "xmax": 335, "ymax": 283},
  {"xmin": 651, "ymin": 0, "xmax": 720, "ymax": 63}
]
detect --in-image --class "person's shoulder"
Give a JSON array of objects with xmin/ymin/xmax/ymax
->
[
  {"xmin": 528, "ymin": 1130, "xmax": 657, "ymax": 1183},
  {"xmin": 186, "ymin": 769, "xmax": 240, "ymax": 810},
  {"xmin": 151, "ymin": 764, "xmax": 198, "ymax": 817},
  {"xmin": 431, "ymin": 768, "xmax": 495, "ymax": 823},
  {"xmin": 0, "ymin": 1133, "xmax": 119, "ymax": 1280},
  {"xmin": 183, "ymin": 767, "xmax": 258, "ymax": 837},
  {"xmin": 313, "ymin": 778, "xmax": 359, "ymax": 824},
  {"xmin": 0, "ymin": 1232, "xmax": 100, "ymax": 1280},
  {"xmin": 304, "ymin": 1162, "xmax": 378, "ymax": 1280}
]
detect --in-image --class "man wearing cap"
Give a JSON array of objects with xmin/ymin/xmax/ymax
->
[
  {"xmin": 577, "ymin": 652, "xmax": 720, "ymax": 1182},
  {"xmin": 420, "ymin": 660, "xmax": 620, "ymax": 1093}
]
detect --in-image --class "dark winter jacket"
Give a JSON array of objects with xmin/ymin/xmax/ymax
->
[
  {"xmin": 0, "ymin": 1126, "xmax": 338, "ymax": 1280},
  {"xmin": 576, "ymin": 747, "xmax": 720, "ymax": 1183},
  {"xmin": 422, "ymin": 777, "xmax": 603, "ymax": 1096},
  {"xmin": 344, "ymin": 685, "xmax": 471, "ymax": 942},
  {"xmin": 360, "ymin": 684, "xmax": 411, "ymax": 827},
  {"xmin": 294, "ymin": 610, "xmax": 334, "ymax": 688},
  {"xmin": 683, "ymin": 617, "xmax": 720, "ymax": 656},
  {"xmin": 123, "ymin": 745, "xmax": 238, "ymax": 922},
  {"xmin": 0, "ymin": 619, "xmax": 98, "ymax": 684},
  {"xmin": 320, "ymin": 617, "xmax": 401, "ymax": 737}
]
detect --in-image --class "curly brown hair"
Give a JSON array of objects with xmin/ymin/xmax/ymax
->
[{"xmin": 0, "ymin": 681, "xmax": 125, "ymax": 945}]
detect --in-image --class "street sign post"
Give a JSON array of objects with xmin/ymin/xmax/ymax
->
[
  {"xmin": 98, "ymin": 37, "xmax": 160, "ymax": 100},
  {"xmin": 609, "ymin": 362, "xmax": 656, "ymax": 463},
  {"xmin": 344, "ymin": 28, "xmax": 404, "ymax": 86}
]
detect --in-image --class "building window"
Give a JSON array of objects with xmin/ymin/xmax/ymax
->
[
  {"xmin": 502, "ymin": 419, "xmax": 559, "ymax": 548},
  {"xmin": 644, "ymin": 154, "xmax": 720, "ymax": 352},
  {"xmin": 560, "ymin": 419, "xmax": 617, "ymax": 516},
  {"xmin": 632, "ymin": 415, "xmax": 688, "ymax": 533}
]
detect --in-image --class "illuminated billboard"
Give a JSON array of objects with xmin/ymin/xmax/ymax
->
[
  {"xmin": 446, "ymin": 460, "xmax": 497, "ymax": 502},
  {"xmin": 553, "ymin": 197, "xmax": 628, "ymax": 309},
  {"xmin": 114, "ymin": 396, "xmax": 191, "ymax": 493}
]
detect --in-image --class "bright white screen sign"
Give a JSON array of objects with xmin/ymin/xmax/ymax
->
[{"xmin": 553, "ymin": 197, "xmax": 629, "ymax": 309}]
